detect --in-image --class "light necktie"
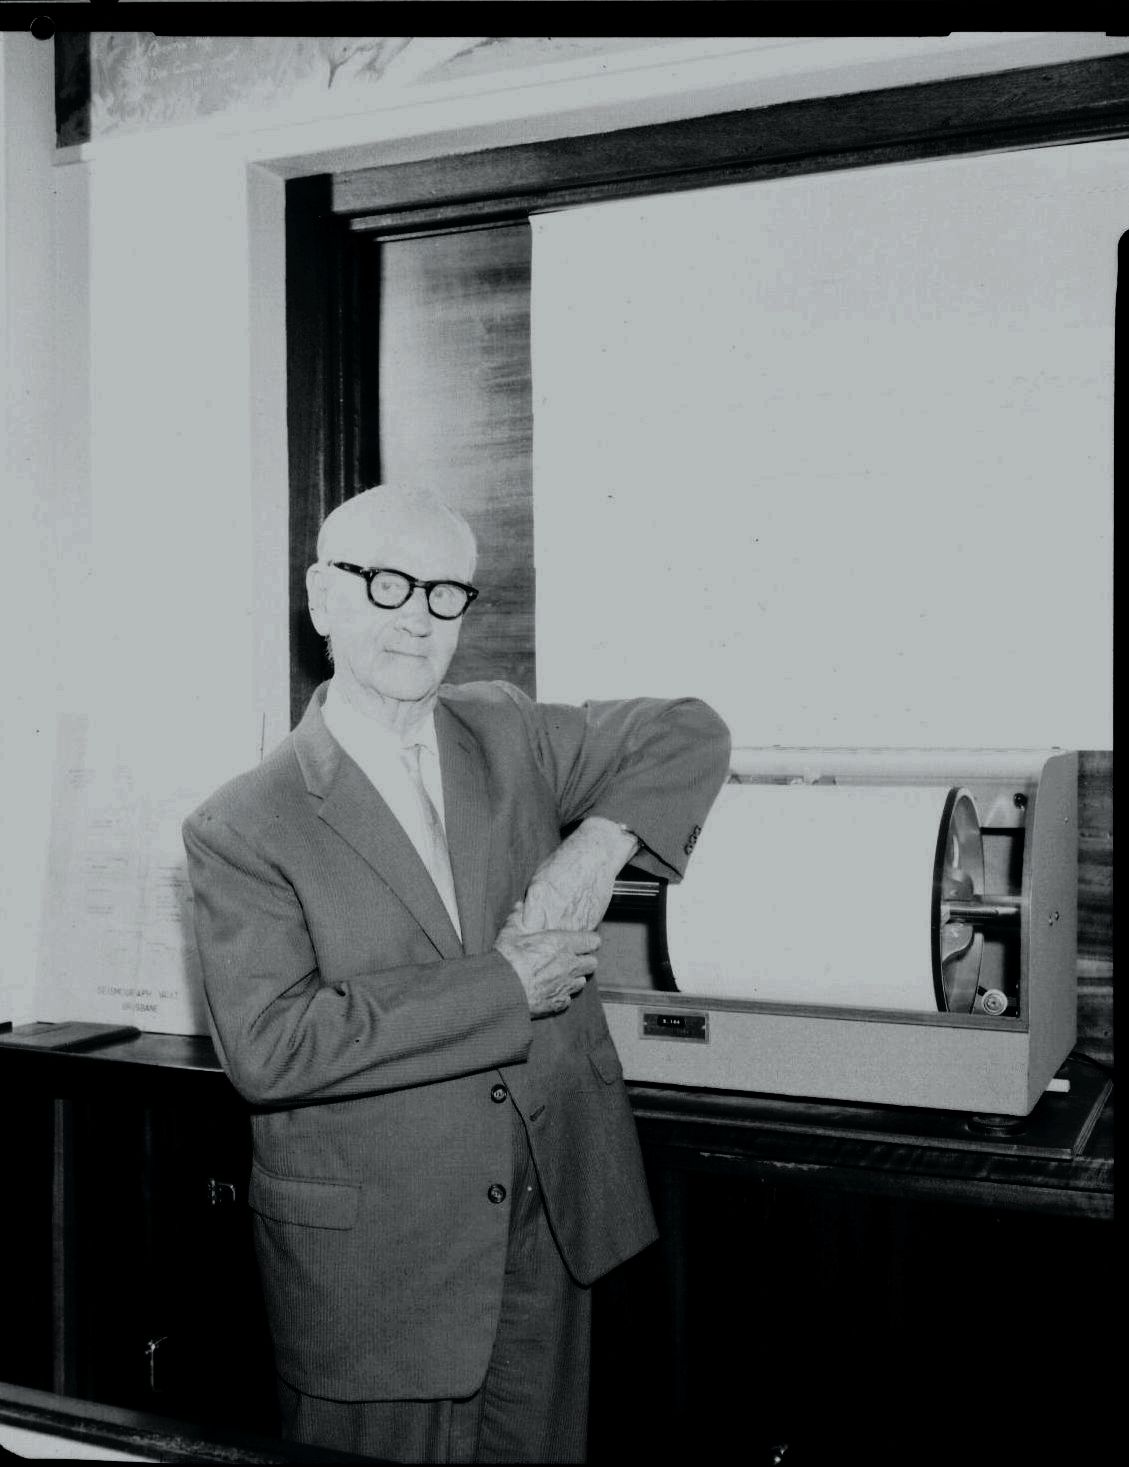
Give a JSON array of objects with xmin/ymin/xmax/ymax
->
[{"xmin": 400, "ymin": 742, "xmax": 461, "ymax": 939}]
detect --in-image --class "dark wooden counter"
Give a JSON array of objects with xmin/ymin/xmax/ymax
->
[
  {"xmin": 1, "ymin": 1031, "xmax": 1112, "ymax": 1286},
  {"xmin": 626, "ymin": 1053, "xmax": 1113, "ymax": 1221},
  {"xmin": 2, "ymin": 1028, "xmax": 1111, "ymax": 1216},
  {"xmin": 1, "ymin": 1028, "xmax": 1114, "ymax": 1465}
]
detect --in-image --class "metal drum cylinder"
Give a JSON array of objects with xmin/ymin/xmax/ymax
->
[
  {"xmin": 932, "ymin": 788, "xmax": 984, "ymax": 1013},
  {"xmin": 665, "ymin": 782, "xmax": 987, "ymax": 1013}
]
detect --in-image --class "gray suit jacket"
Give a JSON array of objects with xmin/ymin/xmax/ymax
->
[{"xmin": 183, "ymin": 680, "xmax": 730, "ymax": 1400}]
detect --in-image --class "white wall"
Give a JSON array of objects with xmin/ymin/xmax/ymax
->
[
  {"xmin": 2, "ymin": 34, "xmax": 58, "ymax": 1025},
  {"xmin": 82, "ymin": 139, "xmax": 274, "ymax": 747},
  {"xmin": 8, "ymin": 32, "xmax": 1124, "ymax": 1030},
  {"xmin": 30, "ymin": 139, "xmax": 288, "ymax": 1031},
  {"xmin": 531, "ymin": 142, "xmax": 1120, "ymax": 749}
]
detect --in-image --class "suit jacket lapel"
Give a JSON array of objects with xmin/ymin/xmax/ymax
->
[
  {"xmin": 436, "ymin": 699, "xmax": 492, "ymax": 958},
  {"xmin": 293, "ymin": 687, "xmax": 464, "ymax": 959}
]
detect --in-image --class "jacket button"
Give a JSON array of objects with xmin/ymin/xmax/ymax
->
[
  {"xmin": 487, "ymin": 1183, "xmax": 507, "ymax": 1204},
  {"xmin": 490, "ymin": 1083, "xmax": 508, "ymax": 1104}
]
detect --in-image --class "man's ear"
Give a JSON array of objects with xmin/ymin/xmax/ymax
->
[{"xmin": 306, "ymin": 563, "xmax": 329, "ymax": 635}]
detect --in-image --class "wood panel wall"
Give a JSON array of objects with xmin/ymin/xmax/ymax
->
[
  {"xmin": 286, "ymin": 176, "xmax": 378, "ymax": 727},
  {"xmin": 1076, "ymin": 750, "xmax": 1113, "ymax": 1068},
  {"xmin": 374, "ymin": 223, "xmax": 534, "ymax": 694}
]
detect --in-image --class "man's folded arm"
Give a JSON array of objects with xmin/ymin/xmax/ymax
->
[
  {"xmin": 183, "ymin": 816, "xmax": 533, "ymax": 1107},
  {"xmin": 505, "ymin": 687, "xmax": 732, "ymax": 882}
]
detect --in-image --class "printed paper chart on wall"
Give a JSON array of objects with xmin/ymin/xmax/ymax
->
[{"xmin": 35, "ymin": 713, "xmax": 239, "ymax": 1036}]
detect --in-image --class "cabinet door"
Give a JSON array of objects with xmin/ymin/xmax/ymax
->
[
  {"xmin": 0, "ymin": 1089, "xmax": 53, "ymax": 1390},
  {"xmin": 67, "ymin": 1092, "xmax": 276, "ymax": 1434},
  {"xmin": 589, "ymin": 1157, "xmax": 1117, "ymax": 1464}
]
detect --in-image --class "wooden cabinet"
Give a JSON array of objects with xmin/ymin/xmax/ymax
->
[
  {"xmin": 0, "ymin": 1044, "xmax": 276, "ymax": 1435},
  {"xmin": 591, "ymin": 1077, "xmax": 1115, "ymax": 1466},
  {"xmin": 65, "ymin": 1097, "xmax": 275, "ymax": 1428},
  {"xmin": 1, "ymin": 1039, "xmax": 1112, "ymax": 1465}
]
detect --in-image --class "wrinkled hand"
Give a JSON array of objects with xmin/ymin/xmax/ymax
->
[
  {"xmin": 519, "ymin": 818, "xmax": 640, "ymax": 934},
  {"xmin": 494, "ymin": 904, "xmax": 601, "ymax": 1018}
]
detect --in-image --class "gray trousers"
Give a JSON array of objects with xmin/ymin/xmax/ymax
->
[{"xmin": 276, "ymin": 1111, "xmax": 592, "ymax": 1464}]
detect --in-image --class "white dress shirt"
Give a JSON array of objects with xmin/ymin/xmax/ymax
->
[{"xmin": 322, "ymin": 680, "xmax": 461, "ymax": 937}]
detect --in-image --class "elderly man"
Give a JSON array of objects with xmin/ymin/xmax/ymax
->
[{"xmin": 183, "ymin": 486, "xmax": 730, "ymax": 1464}]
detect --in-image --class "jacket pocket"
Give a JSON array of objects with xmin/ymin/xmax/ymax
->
[
  {"xmin": 248, "ymin": 1165, "xmax": 360, "ymax": 1229},
  {"xmin": 587, "ymin": 1031, "xmax": 625, "ymax": 1084}
]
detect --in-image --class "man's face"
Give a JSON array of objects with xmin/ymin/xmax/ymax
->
[{"xmin": 309, "ymin": 509, "xmax": 474, "ymax": 707}]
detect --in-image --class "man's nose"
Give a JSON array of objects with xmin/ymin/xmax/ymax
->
[{"xmin": 397, "ymin": 586, "xmax": 433, "ymax": 630}]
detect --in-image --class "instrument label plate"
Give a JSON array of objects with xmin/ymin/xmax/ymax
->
[{"xmin": 641, "ymin": 1009, "xmax": 710, "ymax": 1042}]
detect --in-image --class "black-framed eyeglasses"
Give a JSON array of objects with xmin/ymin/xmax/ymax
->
[{"xmin": 327, "ymin": 561, "xmax": 479, "ymax": 620}]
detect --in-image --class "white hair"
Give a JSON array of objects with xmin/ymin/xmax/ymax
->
[{"xmin": 315, "ymin": 485, "xmax": 477, "ymax": 575}]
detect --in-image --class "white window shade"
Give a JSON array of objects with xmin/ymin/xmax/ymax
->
[{"xmin": 531, "ymin": 139, "xmax": 1121, "ymax": 749}]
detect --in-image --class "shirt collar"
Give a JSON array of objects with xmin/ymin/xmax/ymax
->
[{"xmin": 324, "ymin": 679, "xmax": 439, "ymax": 759}]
